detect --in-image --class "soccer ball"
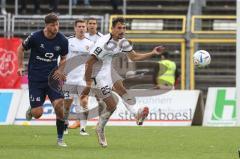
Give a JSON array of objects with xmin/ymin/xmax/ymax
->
[{"xmin": 193, "ymin": 50, "xmax": 211, "ymax": 68}]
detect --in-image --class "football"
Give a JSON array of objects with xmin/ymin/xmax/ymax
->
[{"xmin": 193, "ymin": 50, "xmax": 211, "ymax": 68}]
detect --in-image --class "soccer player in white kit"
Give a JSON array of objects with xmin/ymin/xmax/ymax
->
[
  {"xmin": 85, "ymin": 17, "xmax": 103, "ymax": 43},
  {"xmin": 68, "ymin": 17, "xmax": 104, "ymax": 130},
  {"xmin": 63, "ymin": 19, "xmax": 94, "ymax": 135},
  {"xmin": 83, "ymin": 17, "xmax": 165, "ymax": 147}
]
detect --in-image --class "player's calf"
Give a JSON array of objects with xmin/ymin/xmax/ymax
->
[
  {"xmin": 26, "ymin": 106, "xmax": 43, "ymax": 120},
  {"xmin": 53, "ymin": 98, "xmax": 67, "ymax": 147},
  {"xmin": 96, "ymin": 123, "xmax": 107, "ymax": 148},
  {"xmin": 63, "ymin": 101, "xmax": 72, "ymax": 135}
]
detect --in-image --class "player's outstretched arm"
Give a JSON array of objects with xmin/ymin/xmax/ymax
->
[
  {"xmin": 17, "ymin": 44, "xmax": 25, "ymax": 76},
  {"xmin": 85, "ymin": 55, "xmax": 98, "ymax": 86},
  {"xmin": 127, "ymin": 46, "xmax": 165, "ymax": 61},
  {"xmin": 81, "ymin": 55, "xmax": 98, "ymax": 96}
]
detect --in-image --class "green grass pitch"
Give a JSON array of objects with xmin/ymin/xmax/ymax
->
[{"xmin": 0, "ymin": 126, "xmax": 240, "ymax": 159}]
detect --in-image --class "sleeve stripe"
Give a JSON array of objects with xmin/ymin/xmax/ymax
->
[{"xmin": 90, "ymin": 53, "xmax": 100, "ymax": 60}]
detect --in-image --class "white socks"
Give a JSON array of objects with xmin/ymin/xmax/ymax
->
[
  {"xmin": 74, "ymin": 103, "xmax": 88, "ymax": 130},
  {"xmin": 80, "ymin": 106, "xmax": 88, "ymax": 130},
  {"xmin": 80, "ymin": 120, "xmax": 87, "ymax": 130},
  {"xmin": 122, "ymin": 93, "xmax": 138, "ymax": 116}
]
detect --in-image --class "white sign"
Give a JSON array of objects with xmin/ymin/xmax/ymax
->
[
  {"xmin": 14, "ymin": 90, "xmax": 200, "ymax": 126},
  {"xmin": 0, "ymin": 89, "xmax": 21, "ymax": 125},
  {"xmin": 203, "ymin": 87, "xmax": 236, "ymax": 126}
]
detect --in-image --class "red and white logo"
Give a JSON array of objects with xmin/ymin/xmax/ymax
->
[{"xmin": 0, "ymin": 48, "xmax": 16, "ymax": 77}]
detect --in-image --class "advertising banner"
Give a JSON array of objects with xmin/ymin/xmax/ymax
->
[
  {"xmin": 0, "ymin": 89, "xmax": 21, "ymax": 125},
  {"xmin": 14, "ymin": 90, "xmax": 200, "ymax": 126},
  {"xmin": 0, "ymin": 38, "xmax": 22, "ymax": 88},
  {"xmin": 203, "ymin": 87, "xmax": 236, "ymax": 126}
]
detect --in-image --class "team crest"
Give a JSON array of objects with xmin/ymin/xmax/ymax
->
[{"xmin": 54, "ymin": 46, "xmax": 61, "ymax": 51}]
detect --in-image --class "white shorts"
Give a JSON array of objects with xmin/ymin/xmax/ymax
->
[
  {"xmin": 93, "ymin": 68, "xmax": 123, "ymax": 99},
  {"xmin": 62, "ymin": 80, "xmax": 86, "ymax": 99}
]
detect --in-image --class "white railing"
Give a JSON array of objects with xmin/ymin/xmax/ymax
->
[
  {"xmin": 11, "ymin": 15, "xmax": 105, "ymax": 37},
  {"xmin": 0, "ymin": 15, "xmax": 7, "ymax": 37}
]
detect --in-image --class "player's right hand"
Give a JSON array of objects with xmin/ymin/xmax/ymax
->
[
  {"xmin": 153, "ymin": 46, "xmax": 165, "ymax": 55},
  {"xmin": 17, "ymin": 68, "xmax": 24, "ymax": 76},
  {"xmin": 52, "ymin": 69, "xmax": 66, "ymax": 81}
]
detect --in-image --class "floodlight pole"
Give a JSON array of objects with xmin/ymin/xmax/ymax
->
[
  {"xmin": 123, "ymin": 0, "xmax": 127, "ymax": 15},
  {"xmin": 15, "ymin": 0, "xmax": 18, "ymax": 15}
]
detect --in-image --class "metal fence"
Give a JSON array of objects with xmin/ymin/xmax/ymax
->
[
  {"xmin": 191, "ymin": 15, "xmax": 236, "ymax": 34},
  {"xmin": 11, "ymin": 15, "xmax": 105, "ymax": 37},
  {"xmin": 109, "ymin": 15, "xmax": 186, "ymax": 34},
  {"xmin": 0, "ymin": 15, "xmax": 7, "ymax": 36},
  {"xmin": 190, "ymin": 39, "xmax": 236, "ymax": 91},
  {"xmin": 0, "ymin": 14, "xmax": 236, "ymax": 91}
]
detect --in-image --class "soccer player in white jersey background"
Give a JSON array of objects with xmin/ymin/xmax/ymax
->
[
  {"xmin": 85, "ymin": 17, "xmax": 103, "ymax": 43},
  {"xmin": 83, "ymin": 17, "xmax": 165, "ymax": 147},
  {"xmin": 63, "ymin": 19, "xmax": 94, "ymax": 135},
  {"xmin": 68, "ymin": 17, "xmax": 104, "ymax": 129}
]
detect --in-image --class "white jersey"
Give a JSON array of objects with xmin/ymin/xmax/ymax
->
[
  {"xmin": 65, "ymin": 36, "xmax": 94, "ymax": 85},
  {"xmin": 85, "ymin": 32, "xmax": 103, "ymax": 43},
  {"xmin": 90, "ymin": 33, "xmax": 132, "ymax": 93}
]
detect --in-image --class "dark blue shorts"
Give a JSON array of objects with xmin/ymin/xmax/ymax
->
[{"xmin": 28, "ymin": 81, "xmax": 63, "ymax": 108}]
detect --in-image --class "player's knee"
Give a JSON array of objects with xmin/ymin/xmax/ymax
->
[
  {"xmin": 80, "ymin": 100, "xmax": 88, "ymax": 107},
  {"xmin": 31, "ymin": 107, "xmax": 43, "ymax": 119},
  {"xmin": 113, "ymin": 80, "xmax": 127, "ymax": 96},
  {"xmin": 103, "ymin": 94, "xmax": 118, "ymax": 112},
  {"xmin": 64, "ymin": 99, "xmax": 73, "ymax": 110},
  {"xmin": 64, "ymin": 105, "xmax": 70, "ymax": 112},
  {"xmin": 55, "ymin": 108, "xmax": 64, "ymax": 119}
]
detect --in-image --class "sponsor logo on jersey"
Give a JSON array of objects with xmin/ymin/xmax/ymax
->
[
  {"xmin": 54, "ymin": 46, "xmax": 61, "ymax": 51},
  {"xmin": 36, "ymin": 53, "xmax": 56, "ymax": 62},
  {"xmin": 45, "ymin": 53, "xmax": 54, "ymax": 59}
]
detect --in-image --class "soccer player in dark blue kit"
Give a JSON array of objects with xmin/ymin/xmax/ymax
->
[{"xmin": 17, "ymin": 13, "xmax": 68, "ymax": 147}]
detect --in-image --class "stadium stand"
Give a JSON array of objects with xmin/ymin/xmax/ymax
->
[
  {"xmin": 5, "ymin": 0, "xmax": 190, "ymax": 15},
  {"xmin": 202, "ymin": 0, "xmax": 236, "ymax": 15}
]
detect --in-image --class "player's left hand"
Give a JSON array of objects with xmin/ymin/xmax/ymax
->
[
  {"xmin": 152, "ymin": 46, "xmax": 165, "ymax": 55},
  {"xmin": 52, "ymin": 69, "xmax": 66, "ymax": 81}
]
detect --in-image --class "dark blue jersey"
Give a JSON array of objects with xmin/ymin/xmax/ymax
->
[{"xmin": 22, "ymin": 30, "xmax": 68, "ymax": 82}]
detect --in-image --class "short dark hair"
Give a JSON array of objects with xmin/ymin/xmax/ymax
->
[
  {"xmin": 44, "ymin": 13, "xmax": 59, "ymax": 24},
  {"xmin": 87, "ymin": 17, "xmax": 97, "ymax": 23},
  {"xmin": 112, "ymin": 17, "xmax": 125, "ymax": 27},
  {"xmin": 74, "ymin": 19, "xmax": 86, "ymax": 26}
]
